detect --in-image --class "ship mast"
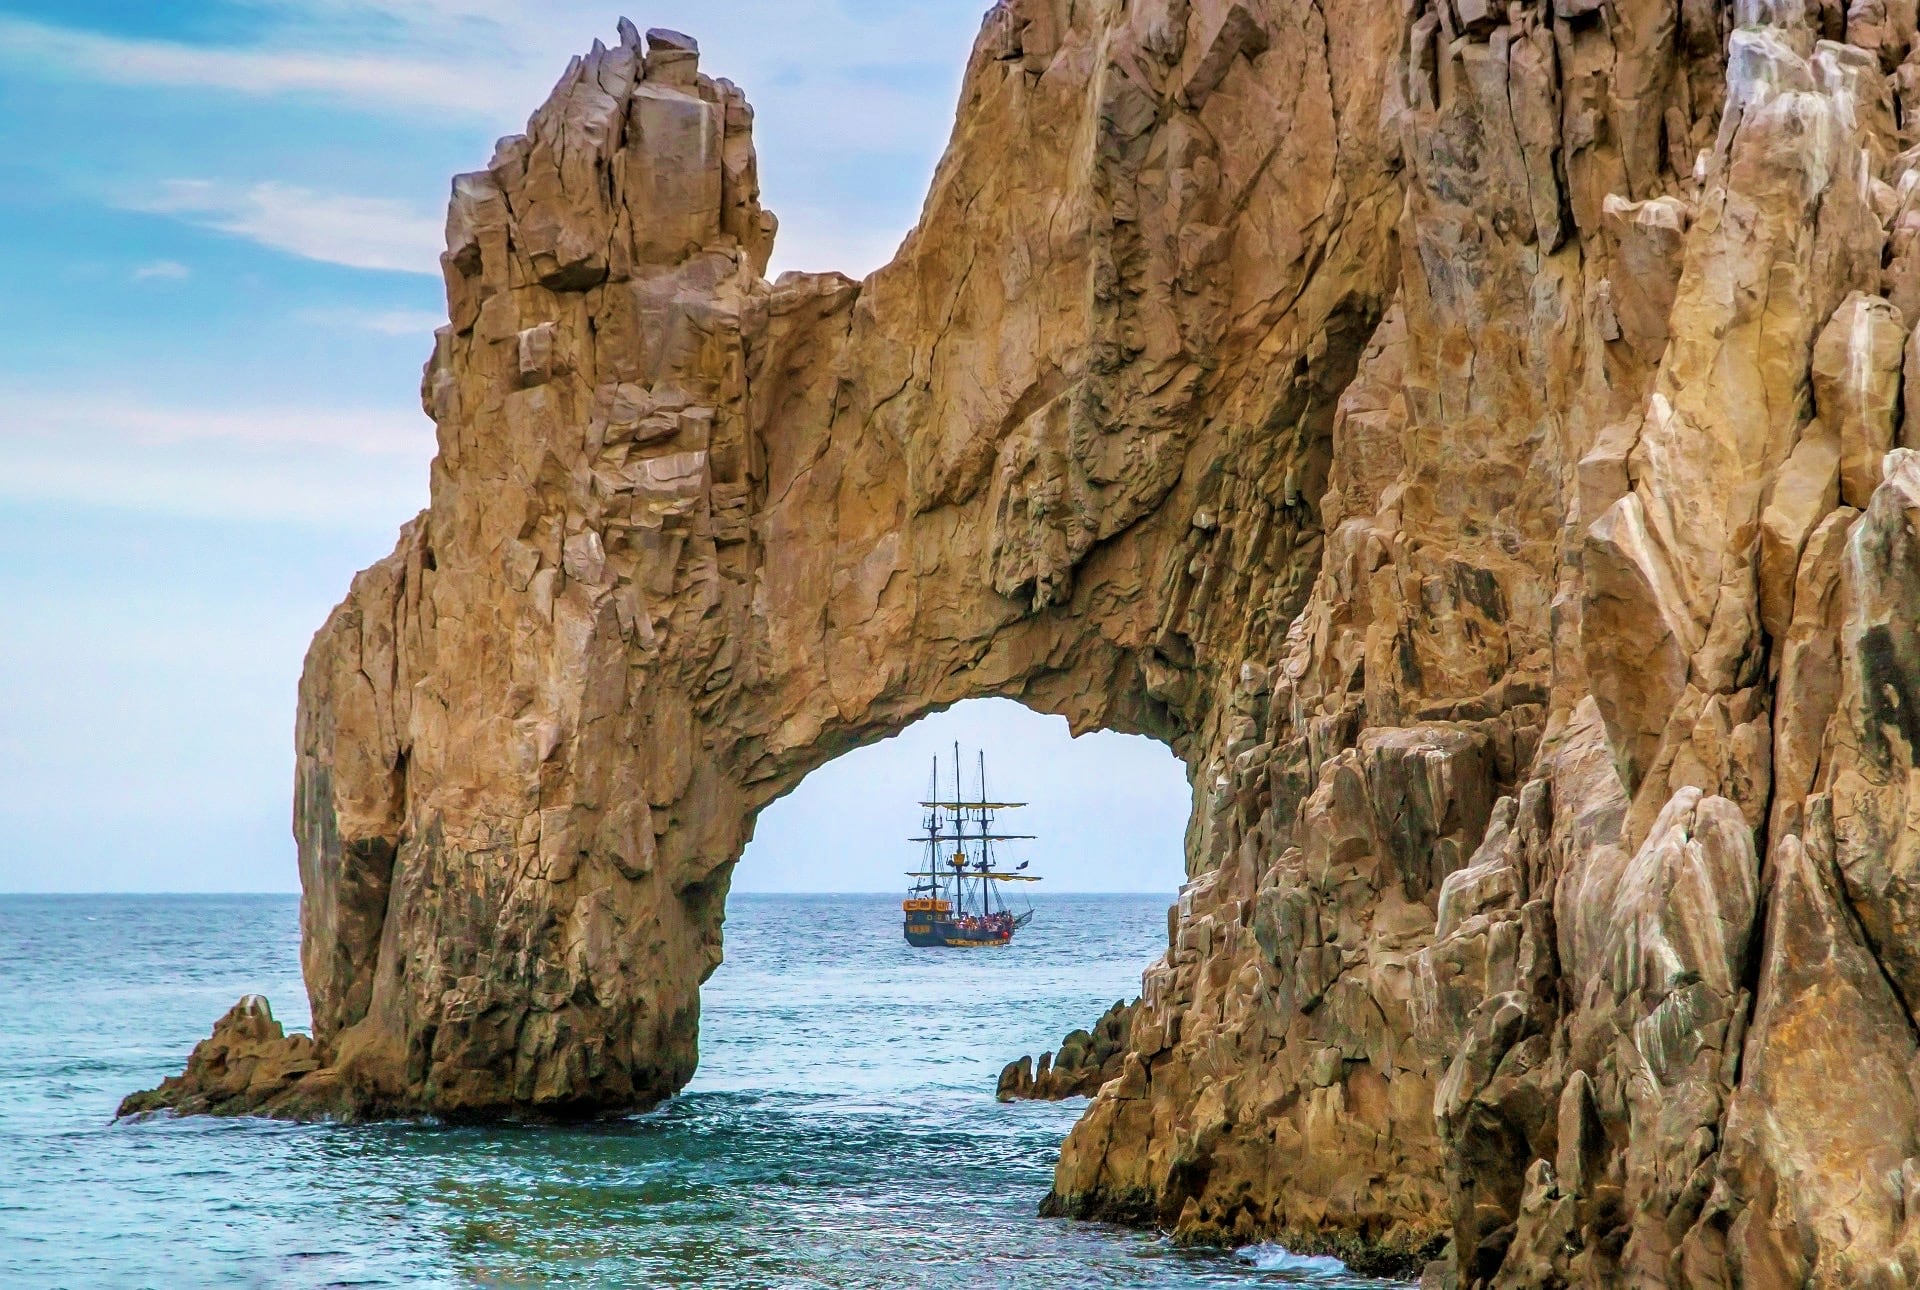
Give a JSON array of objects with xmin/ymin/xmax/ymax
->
[
  {"xmin": 977, "ymin": 749, "xmax": 987, "ymax": 917},
  {"xmin": 954, "ymin": 741, "xmax": 975, "ymax": 919},
  {"xmin": 903, "ymin": 745, "xmax": 1040, "ymax": 924},
  {"xmin": 925, "ymin": 756, "xmax": 940, "ymax": 904},
  {"xmin": 979, "ymin": 748, "xmax": 998, "ymax": 917}
]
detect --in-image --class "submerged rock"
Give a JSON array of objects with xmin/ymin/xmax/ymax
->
[{"xmin": 132, "ymin": 2, "xmax": 1920, "ymax": 1282}]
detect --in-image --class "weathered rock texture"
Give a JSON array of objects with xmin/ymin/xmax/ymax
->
[
  {"xmin": 118, "ymin": 997, "xmax": 330, "ymax": 1119},
  {"xmin": 998, "ymin": 998, "xmax": 1138, "ymax": 1100},
  {"xmin": 129, "ymin": 5, "xmax": 1920, "ymax": 1283}
]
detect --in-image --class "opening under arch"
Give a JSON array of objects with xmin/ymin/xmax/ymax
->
[
  {"xmin": 734, "ymin": 697, "xmax": 1190, "ymax": 896},
  {"xmin": 694, "ymin": 697, "xmax": 1191, "ymax": 1106}
]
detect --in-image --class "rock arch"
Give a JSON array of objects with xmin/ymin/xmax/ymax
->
[
  {"xmin": 277, "ymin": 11, "xmax": 1391, "ymax": 1124},
  {"xmin": 131, "ymin": 1, "xmax": 1920, "ymax": 1282}
]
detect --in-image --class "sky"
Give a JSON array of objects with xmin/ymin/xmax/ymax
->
[{"xmin": 0, "ymin": 1, "xmax": 1193, "ymax": 894}]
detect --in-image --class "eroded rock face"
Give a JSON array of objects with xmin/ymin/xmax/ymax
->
[
  {"xmin": 118, "ymin": 996, "xmax": 332, "ymax": 1120},
  {"xmin": 130, "ymin": 5, "xmax": 1920, "ymax": 1283},
  {"xmin": 998, "ymin": 999, "xmax": 1138, "ymax": 1101}
]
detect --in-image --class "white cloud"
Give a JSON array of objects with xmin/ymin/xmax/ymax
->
[
  {"xmin": 2, "ymin": 388, "xmax": 429, "ymax": 455},
  {"xmin": 133, "ymin": 180, "xmax": 444, "ymax": 275},
  {"xmin": 0, "ymin": 388, "xmax": 434, "ymax": 525},
  {"xmin": 0, "ymin": 15, "xmax": 519, "ymax": 116},
  {"xmin": 133, "ymin": 259, "xmax": 191, "ymax": 282},
  {"xmin": 300, "ymin": 306, "xmax": 447, "ymax": 336},
  {"xmin": 10, "ymin": 5, "xmax": 986, "ymax": 281}
]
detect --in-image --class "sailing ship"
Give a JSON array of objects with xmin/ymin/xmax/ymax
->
[{"xmin": 902, "ymin": 744, "xmax": 1041, "ymax": 947}]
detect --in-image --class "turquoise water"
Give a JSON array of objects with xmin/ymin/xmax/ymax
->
[{"xmin": 0, "ymin": 893, "xmax": 1395, "ymax": 1288}]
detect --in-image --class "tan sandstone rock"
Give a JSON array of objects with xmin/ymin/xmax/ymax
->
[
  {"xmin": 998, "ymin": 999, "xmax": 1138, "ymax": 1101},
  {"xmin": 118, "ymin": 996, "xmax": 330, "ymax": 1119},
  {"xmin": 127, "ymin": 4, "xmax": 1920, "ymax": 1283}
]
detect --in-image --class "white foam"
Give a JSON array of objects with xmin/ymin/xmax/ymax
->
[{"xmin": 1233, "ymin": 1242, "xmax": 1356, "ymax": 1278}]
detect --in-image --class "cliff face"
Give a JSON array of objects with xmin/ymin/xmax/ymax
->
[{"xmin": 128, "ymin": 3, "xmax": 1920, "ymax": 1283}]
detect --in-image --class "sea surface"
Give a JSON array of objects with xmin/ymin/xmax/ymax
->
[{"xmin": 0, "ymin": 893, "xmax": 1401, "ymax": 1288}]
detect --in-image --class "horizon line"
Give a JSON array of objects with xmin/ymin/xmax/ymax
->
[{"xmin": 0, "ymin": 888, "xmax": 1179, "ymax": 898}]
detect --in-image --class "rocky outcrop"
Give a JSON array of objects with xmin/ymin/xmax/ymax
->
[
  {"xmin": 118, "ymin": 996, "xmax": 333, "ymax": 1119},
  {"xmin": 997, "ymin": 999, "xmax": 1137, "ymax": 1101},
  {"xmin": 130, "ymin": 4, "xmax": 1920, "ymax": 1283}
]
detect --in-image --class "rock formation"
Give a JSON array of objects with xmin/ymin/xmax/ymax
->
[
  {"xmin": 998, "ymin": 999, "xmax": 1137, "ymax": 1101},
  {"xmin": 126, "ymin": 3, "xmax": 1920, "ymax": 1283},
  {"xmin": 118, "ymin": 997, "xmax": 331, "ymax": 1119}
]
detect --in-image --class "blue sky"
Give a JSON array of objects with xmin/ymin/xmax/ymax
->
[{"xmin": 0, "ymin": 1, "xmax": 1192, "ymax": 893}]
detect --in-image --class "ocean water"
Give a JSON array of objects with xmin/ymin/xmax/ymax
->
[{"xmin": 0, "ymin": 893, "xmax": 1400, "ymax": 1288}]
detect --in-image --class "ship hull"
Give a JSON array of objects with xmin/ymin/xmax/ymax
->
[
  {"xmin": 902, "ymin": 929, "xmax": 1013, "ymax": 948},
  {"xmin": 902, "ymin": 919, "xmax": 1013, "ymax": 948}
]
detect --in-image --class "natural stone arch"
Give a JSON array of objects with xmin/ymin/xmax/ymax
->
[
  {"xmin": 136, "ymin": 3, "xmax": 1437, "ymax": 1262},
  {"xmin": 281, "ymin": 12, "xmax": 1393, "ymax": 1121},
  {"xmin": 124, "ymin": 5, "xmax": 1527, "ymax": 1272}
]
